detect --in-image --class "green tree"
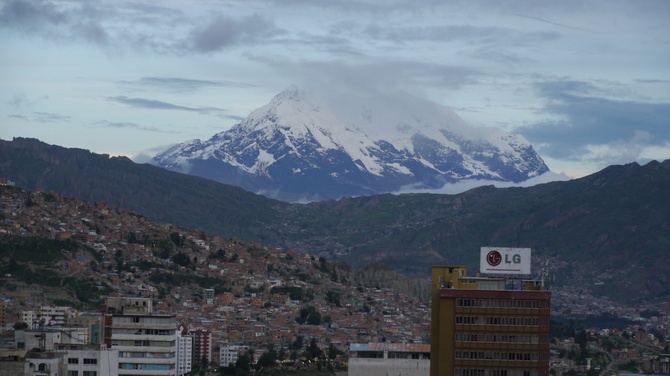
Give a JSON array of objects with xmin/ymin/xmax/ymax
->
[
  {"xmin": 290, "ymin": 335, "xmax": 304, "ymax": 351},
  {"xmin": 235, "ymin": 351, "xmax": 251, "ymax": 376},
  {"xmin": 256, "ymin": 344, "xmax": 277, "ymax": 369},
  {"xmin": 304, "ymin": 338, "xmax": 323, "ymax": 360},
  {"xmin": 172, "ymin": 251, "xmax": 191, "ymax": 267}
]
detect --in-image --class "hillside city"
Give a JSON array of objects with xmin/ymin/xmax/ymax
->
[{"xmin": 1, "ymin": 185, "xmax": 669, "ymax": 374}]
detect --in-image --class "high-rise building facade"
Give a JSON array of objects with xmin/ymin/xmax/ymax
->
[
  {"xmin": 192, "ymin": 329, "xmax": 212, "ymax": 366},
  {"xmin": 176, "ymin": 323, "xmax": 193, "ymax": 376},
  {"xmin": 430, "ymin": 266, "xmax": 551, "ymax": 376},
  {"xmin": 103, "ymin": 297, "xmax": 177, "ymax": 376}
]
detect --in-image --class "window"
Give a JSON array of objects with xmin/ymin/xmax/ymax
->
[
  {"xmin": 68, "ymin": 358, "xmax": 79, "ymax": 364},
  {"xmin": 67, "ymin": 371, "xmax": 79, "ymax": 376},
  {"xmin": 84, "ymin": 358, "xmax": 98, "ymax": 365},
  {"xmin": 83, "ymin": 371, "xmax": 97, "ymax": 376}
]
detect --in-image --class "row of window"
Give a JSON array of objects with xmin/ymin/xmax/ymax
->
[
  {"xmin": 67, "ymin": 372, "xmax": 97, "ymax": 376},
  {"xmin": 455, "ymin": 333, "xmax": 546, "ymax": 344},
  {"xmin": 456, "ymin": 299, "xmax": 549, "ymax": 309},
  {"xmin": 119, "ymin": 351, "xmax": 175, "ymax": 358},
  {"xmin": 455, "ymin": 369, "xmax": 548, "ymax": 376},
  {"xmin": 455, "ymin": 316, "xmax": 549, "ymax": 326},
  {"xmin": 67, "ymin": 358, "xmax": 97, "ymax": 364},
  {"xmin": 119, "ymin": 363, "xmax": 174, "ymax": 370},
  {"xmin": 455, "ymin": 350, "xmax": 548, "ymax": 361},
  {"xmin": 112, "ymin": 328, "xmax": 173, "ymax": 335},
  {"xmin": 111, "ymin": 340, "xmax": 175, "ymax": 347},
  {"xmin": 114, "ymin": 316, "xmax": 175, "ymax": 325}
]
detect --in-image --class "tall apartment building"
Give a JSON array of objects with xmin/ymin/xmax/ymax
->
[
  {"xmin": 430, "ymin": 265, "xmax": 551, "ymax": 376},
  {"xmin": 192, "ymin": 329, "xmax": 212, "ymax": 366},
  {"xmin": 176, "ymin": 323, "xmax": 193, "ymax": 376},
  {"xmin": 103, "ymin": 297, "xmax": 177, "ymax": 376}
]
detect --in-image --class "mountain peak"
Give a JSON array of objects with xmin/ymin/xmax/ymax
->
[
  {"xmin": 152, "ymin": 88, "xmax": 550, "ymax": 201},
  {"xmin": 271, "ymin": 85, "xmax": 308, "ymax": 103}
]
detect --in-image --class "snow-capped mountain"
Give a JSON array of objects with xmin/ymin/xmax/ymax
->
[{"xmin": 152, "ymin": 86, "xmax": 549, "ymax": 201}]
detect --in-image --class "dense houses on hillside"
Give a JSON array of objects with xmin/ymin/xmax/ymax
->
[{"xmin": 1, "ymin": 186, "xmax": 670, "ymax": 375}]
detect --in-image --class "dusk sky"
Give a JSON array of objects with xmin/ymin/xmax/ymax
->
[{"xmin": 2, "ymin": 0, "xmax": 669, "ymax": 179}]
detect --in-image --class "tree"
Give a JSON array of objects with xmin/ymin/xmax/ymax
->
[
  {"xmin": 304, "ymin": 338, "xmax": 323, "ymax": 360},
  {"xmin": 13, "ymin": 321, "xmax": 28, "ymax": 330},
  {"xmin": 328, "ymin": 343, "xmax": 342, "ymax": 360},
  {"xmin": 290, "ymin": 335, "xmax": 304, "ymax": 351},
  {"xmin": 172, "ymin": 251, "xmax": 191, "ymax": 267},
  {"xmin": 307, "ymin": 310, "xmax": 321, "ymax": 325},
  {"xmin": 256, "ymin": 344, "xmax": 277, "ymax": 369},
  {"xmin": 235, "ymin": 351, "xmax": 251, "ymax": 376}
]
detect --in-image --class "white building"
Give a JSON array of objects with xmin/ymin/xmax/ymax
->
[
  {"xmin": 176, "ymin": 328, "xmax": 193, "ymax": 376},
  {"xmin": 17, "ymin": 330, "xmax": 62, "ymax": 351},
  {"xmin": 219, "ymin": 345, "xmax": 249, "ymax": 367},
  {"xmin": 24, "ymin": 351, "xmax": 64, "ymax": 376},
  {"xmin": 104, "ymin": 297, "xmax": 177, "ymax": 376},
  {"xmin": 60, "ymin": 344, "xmax": 119, "ymax": 376},
  {"xmin": 39, "ymin": 306, "xmax": 76, "ymax": 327},
  {"xmin": 20, "ymin": 306, "xmax": 78, "ymax": 329},
  {"xmin": 349, "ymin": 343, "xmax": 430, "ymax": 376}
]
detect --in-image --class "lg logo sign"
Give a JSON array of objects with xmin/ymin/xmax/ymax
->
[
  {"xmin": 481, "ymin": 247, "xmax": 531, "ymax": 275},
  {"xmin": 487, "ymin": 249, "xmax": 522, "ymax": 266}
]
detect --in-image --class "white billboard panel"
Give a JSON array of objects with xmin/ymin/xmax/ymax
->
[{"xmin": 480, "ymin": 247, "xmax": 531, "ymax": 275}]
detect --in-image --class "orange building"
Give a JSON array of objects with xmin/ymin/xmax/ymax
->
[{"xmin": 431, "ymin": 266, "xmax": 551, "ymax": 376}]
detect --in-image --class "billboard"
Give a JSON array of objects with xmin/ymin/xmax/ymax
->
[{"xmin": 480, "ymin": 247, "xmax": 531, "ymax": 275}]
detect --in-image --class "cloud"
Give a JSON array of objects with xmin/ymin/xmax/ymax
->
[
  {"xmin": 0, "ymin": 0, "xmax": 279, "ymax": 54},
  {"xmin": 516, "ymin": 79, "xmax": 670, "ymax": 165},
  {"xmin": 393, "ymin": 171, "xmax": 571, "ymax": 196},
  {"xmin": 96, "ymin": 120, "xmax": 178, "ymax": 134},
  {"xmin": 7, "ymin": 93, "xmax": 49, "ymax": 110},
  {"xmin": 189, "ymin": 14, "xmax": 281, "ymax": 52},
  {"xmin": 107, "ymin": 96, "xmax": 228, "ymax": 115},
  {"xmin": 9, "ymin": 111, "xmax": 71, "ymax": 123},
  {"xmin": 249, "ymin": 56, "xmax": 483, "ymax": 96},
  {"xmin": 120, "ymin": 77, "xmax": 255, "ymax": 93},
  {"xmin": 0, "ymin": 0, "xmax": 110, "ymax": 45},
  {"xmin": 362, "ymin": 23, "xmax": 559, "ymax": 45}
]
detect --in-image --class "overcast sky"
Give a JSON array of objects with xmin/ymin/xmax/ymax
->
[{"xmin": 1, "ymin": 0, "xmax": 669, "ymax": 179}]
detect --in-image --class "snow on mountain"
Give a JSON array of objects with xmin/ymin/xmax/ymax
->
[{"xmin": 152, "ymin": 86, "xmax": 549, "ymax": 201}]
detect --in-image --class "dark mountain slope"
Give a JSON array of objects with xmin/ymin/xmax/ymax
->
[
  {"xmin": 0, "ymin": 137, "xmax": 288, "ymax": 243},
  {"xmin": 2, "ymin": 137, "xmax": 669, "ymax": 303}
]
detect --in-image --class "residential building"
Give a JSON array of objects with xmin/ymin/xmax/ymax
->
[
  {"xmin": 430, "ymin": 265, "xmax": 551, "ymax": 376},
  {"xmin": 219, "ymin": 345, "xmax": 248, "ymax": 367},
  {"xmin": 204, "ymin": 289, "xmax": 215, "ymax": 305},
  {"xmin": 176, "ymin": 324, "xmax": 193, "ymax": 376},
  {"xmin": 58, "ymin": 344, "xmax": 119, "ymax": 376},
  {"xmin": 16, "ymin": 329, "xmax": 62, "ymax": 351},
  {"xmin": 24, "ymin": 350, "xmax": 65, "ymax": 376},
  {"xmin": 349, "ymin": 342, "xmax": 430, "ymax": 376},
  {"xmin": 103, "ymin": 297, "xmax": 177, "ymax": 376},
  {"xmin": 0, "ymin": 349, "xmax": 28, "ymax": 376},
  {"xmin": 192, "ymin": 329, "xmax": 212, "ymax": 366},
  {"xmin": 67, "ymin": 313, "xmax": 104, "ymax": 345}
]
